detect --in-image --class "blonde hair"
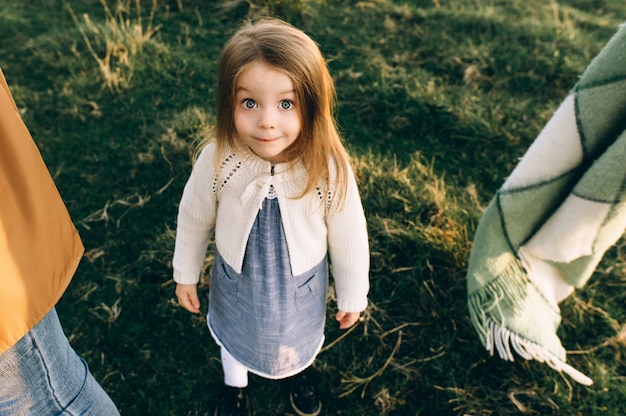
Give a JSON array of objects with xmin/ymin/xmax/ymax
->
[{"xmin": 206, "ymin": 17, "xmax": 351, "ymax": 205}]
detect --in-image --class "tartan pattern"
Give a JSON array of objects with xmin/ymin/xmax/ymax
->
[{"xmin": 466, "ymin": 23, "xmax": 626, "ymax": 385}]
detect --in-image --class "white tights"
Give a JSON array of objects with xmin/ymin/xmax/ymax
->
[{"xmin": 221, "ymin": 347, "xmax": 249, "ymax": 388}]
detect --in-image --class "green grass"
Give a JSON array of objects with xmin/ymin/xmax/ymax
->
[{"xmin": 1, "ymin": 0, "xmax": 625, "ymax": 414}]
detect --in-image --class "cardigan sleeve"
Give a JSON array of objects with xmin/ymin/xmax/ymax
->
[
  {"xmin": 172, "ymin": 145, "xmax": 218, "ymax": 285},
  {"xmin": 326, "ymin": 166, "xmax": 370, "ymax": 312}
]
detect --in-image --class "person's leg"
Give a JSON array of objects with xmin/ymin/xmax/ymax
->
[
  {"xmin": 215, "ymin": 347, "xmax": 249, "ymax": 416},
  {"xmin": 0, "ymin": 308, "xmax": 120, "ymax": 416},
  {"xmin": 221, "ymin": 347, "xmax": 249, "ymax": 388}
]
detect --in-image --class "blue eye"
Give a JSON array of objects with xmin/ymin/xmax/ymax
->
[
  {"xmin": 243, "ymin": 99, "xmax": 257, "ymax": 109},
  {"xmin": 280, "ymin": 100, "xmax": 293, "ymax": 110}
]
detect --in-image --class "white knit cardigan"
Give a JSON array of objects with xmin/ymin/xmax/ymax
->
[{"xmin": 172, "ymin": 142, "xmax": 370, "ymax": 313}]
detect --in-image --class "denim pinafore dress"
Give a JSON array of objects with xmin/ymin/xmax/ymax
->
[{"xmin": 208, "ymin": 186, "xmax": 328, "ymax": 379}]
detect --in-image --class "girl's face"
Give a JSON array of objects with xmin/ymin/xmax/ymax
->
[{"xmin": 233, "ymin": 62, "xmax": 302, "ymax": 164}]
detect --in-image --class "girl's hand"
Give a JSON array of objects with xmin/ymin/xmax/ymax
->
[
  {"xmin": 175, "ymin": 283, "xmax": 201, "ymax": 314},
  {"xmin": 335, "ymin": 310, "xmax": 361, "ymax": 329}
]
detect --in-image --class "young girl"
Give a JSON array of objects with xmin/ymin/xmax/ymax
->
[{"xmin": 173, "ymin": 18, "xmax": 369, "ymax": 416}]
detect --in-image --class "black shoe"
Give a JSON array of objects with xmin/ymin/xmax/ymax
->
[
  {"xmin": 214, "ymin": 386, "xmax": 249, "ymax": 416},
  {"xmin": 287, "ymin": 374, "xmax": 321, "ymax": 416}
]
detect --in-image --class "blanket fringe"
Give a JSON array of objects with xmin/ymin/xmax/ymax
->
[
  {"xmin": 468, "ymin": 260, "xmax": 528, "ymax": 344},
  {"xmin": 484, "ymin": 316, "xmax": 593, "ymax": 386},
  {"xmin": 468, "ymin": 264, "xmax": 593, "ymax": 385}
]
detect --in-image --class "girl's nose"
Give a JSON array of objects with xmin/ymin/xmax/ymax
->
[{"xmin": 258, "ymin": 108, "xmax": 276, "ymax": 129}]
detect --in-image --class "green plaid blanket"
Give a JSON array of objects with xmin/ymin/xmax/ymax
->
[{"xmin": 467, "ymin": 23, "xmax": 626, "ymax": 386}]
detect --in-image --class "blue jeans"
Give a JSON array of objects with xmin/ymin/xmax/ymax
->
[{"xmin": 0, "ymin": 308, "xmax": 120, "ymax": 415}]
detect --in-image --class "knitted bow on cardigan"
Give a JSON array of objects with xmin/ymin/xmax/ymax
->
[{"xmin": 467, "ymin": 23, "xmax": 626, "ymax": 386}]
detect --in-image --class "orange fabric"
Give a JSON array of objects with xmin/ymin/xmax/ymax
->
[{"xmin": 0, "ymin": 69, "xmax": 84, "ymax": 354}]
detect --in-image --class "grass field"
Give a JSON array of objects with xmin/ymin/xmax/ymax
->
[{"xmin": 1, "ymin": 0, "xmax": 625, "ymax": 414}]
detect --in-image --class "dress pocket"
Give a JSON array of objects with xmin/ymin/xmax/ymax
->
[
  {"xmin": 210, "ymin": 258, "xmax": 239, "ymax": 305},
  {"xmin": 294, "ymin": 272, "xmax": 322, "ymax": 311}
]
